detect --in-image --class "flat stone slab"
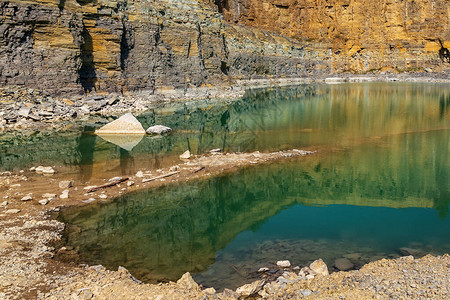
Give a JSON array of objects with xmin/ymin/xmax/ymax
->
[{"xmin": 95, "ymin": 113, "xmax": 145, "ymax": 135}]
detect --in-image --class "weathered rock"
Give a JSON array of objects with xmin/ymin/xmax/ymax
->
[
  {"xmin": 60, "ymin": 190, "xmax": 69, "ymax": 199},
  {"xmin": 258, "ymin": 267, "xmax": 269, "ymax": 272},
  {"xmin": 236, "ymin": 280, "xmax": 264, "ymax": 297},
  {"xmin": 203, "ymin": 287, "xmax": 216, "ymax": 295},
  {"xmin": 399, "ymin": 247, "xmax": 425, "ymax": 257},
  {"xmin": 35, "ymin": 166, "xmax": 45, "ymax": 174},
  {"xmin": 42, "ymin": 193, "xmax": 57, "ymax": 199},
  {"xmin": 5, "ymin": 209, "xmax": 20, "ymax": 214},
  {"xmin": 146, "ymin": 125, "xmax": 172, "ymax": 135},
  {"xmin": 180, "ymin": 150, "xmax": 191, "ymax": 159},
  {"xmin": 276, "ymin": 260, "xmax": 291, "ymax": 268},
  {"xmin": 176, "ymin": 272, "xmax": 199, "ymax": 290},
  {"xmin": 38, "ymin": 199, "xmax": 49, "ymax": 205},
  {"xmin": 127, "ymin": 181, "xmax": 135, "ymax": 187},
  {"xmin": 309, "ymin": 258, "xmax": 329, "ymax": 276},
  {"xmin": 334, "ymin": 258, "xmax": 354, "ymax": 271},
  {"xmin": 0, "ymin": 201, "xmax": 7, "ymax": 206},
  {"xmin": 95, "ymin": 113, "xmax": 145, "ymax": 135},
  {"xmin": 21, "ymin": 195, "xmax": 33, "ymax": 202},
  {"xmin": 59, "ymin": 181, "xmax": 72, "ymax": 189}
]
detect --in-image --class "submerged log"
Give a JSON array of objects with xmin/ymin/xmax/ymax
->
[
  {"xmin": 86, "ymin": 177, "xmax": 129, "ymax": 193},
  {"xmin": 142, "ymin": 171, "xmax": 180, "ymax": 183}
]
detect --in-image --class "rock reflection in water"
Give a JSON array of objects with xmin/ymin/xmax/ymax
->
[{"xmin": 59, "ymin": 129, "xmax": 449, "ymax": 290}]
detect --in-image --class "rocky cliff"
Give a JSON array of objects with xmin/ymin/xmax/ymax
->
[
  {"xmin": 219, "ymin": 0, "xmax": 450, "ymax": 73},
  {"xmin": 0, "ymin": 0, "xmax": 448, "ymax": 96}
]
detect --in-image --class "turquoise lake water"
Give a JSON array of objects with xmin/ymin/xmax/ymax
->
[{"xmin": 48, "ymin": 83, "xmax": 449, "ymax": 289}]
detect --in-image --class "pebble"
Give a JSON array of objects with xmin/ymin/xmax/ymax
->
[
  {"xmin": 0, "ymin": 201, "xmax": 8, "ymax": 206},
  {"xmin": 59, "ymin": 181, "xmax": 72, "ymax": 189},
  {"xmin": 277, "ymin": 260, "xmax": 291, "ymax": 268},
  {"xmin": 258, "ymin": 267, "xmax": 269, "ymax": 272},
  {"xmin": 38, "ymin": 199, "xmax": 49, "ymax": 205},
  {"xmin": 5, "ymin": 209, "xmax": 20, "ymax": 214},
  {"xmin": 99, "ymin": 194, "xmax": 108, "ymax": 199},
  {"xmin": 42, "ymin": 193, "xmax": 57, "ymax": 199},
  {"xmin": 21, "ymin": 195, "xmax": 33, "ymax": 201},
  {"xmin": 136, "ymin": 171, "xmax": 144, "ymax": 178},
  {"xmin": 127, "ymin": 181, "xmax": 135, "ymax": 187},
  {"xmin": 180, "ymin": 150, "xmax": 191, "ymax": 159},
  {"xmin": 60, "ymin": 190, "xmax": 69, "ymax": 199},
  {"xmin": 82, "ymin": 198, "xmax": 96, "ymax": 204}
]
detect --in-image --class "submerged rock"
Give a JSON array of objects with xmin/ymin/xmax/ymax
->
[
  {"xmin": 146, "ymin": 125, "xmax": 172, "ymax": 135},
  {"xmin": 95, "ymin": 113, "xmax": 145, "ymax": 134},
  {"xmin": 334, "ymin": 258, "xmax": 354, "ymax": 271}
]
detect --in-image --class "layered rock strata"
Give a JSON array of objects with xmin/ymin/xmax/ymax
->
[{"xmin": 0, "ymin": 0, "xmax": 448, "ymax": 97}]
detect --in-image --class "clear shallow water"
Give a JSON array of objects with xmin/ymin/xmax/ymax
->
[{"xmin": 60, "ymin": 84, "xmax": 450, "ymax": 288}]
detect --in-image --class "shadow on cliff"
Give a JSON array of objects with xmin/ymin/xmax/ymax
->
[{"xmin": 78, "ymin": 28, "xmax": 96, "ymax": 93}]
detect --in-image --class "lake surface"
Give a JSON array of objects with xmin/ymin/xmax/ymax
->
[{"xmin": 53, "ymin": 83, "xmax": 450, "ymax": 289}]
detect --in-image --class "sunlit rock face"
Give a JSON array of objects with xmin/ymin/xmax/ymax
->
[
  {"xmin": 0, "ymin": 0, "xmax": 448, "ymax": 96},
  {"xmin": 218, "ymin": 0, "xmax": 450, "ymax": 73}
]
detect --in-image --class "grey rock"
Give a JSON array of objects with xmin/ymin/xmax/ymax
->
[
  {"xmin": 334, "ymin": 258, "xmax": 354, "ymax": 271},
  {"xmin": 146, "ymin": 125, "xmax": 172, "ymax": 135},
  {"xmin": 277, "ymin": 260, "xmax": 291, "ymax": 268},
  {"xmin": 59, "ymin": 181, "xmax": 72, "ymax": 189}
]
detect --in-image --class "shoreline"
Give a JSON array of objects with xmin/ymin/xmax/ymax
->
[
  {"xmin": 1, "ymin": 73, "xmax": 449, "ymax": 133},
  {"xmin": 0, "ymin": 77, "xmax": 449, "ymax": 299}
]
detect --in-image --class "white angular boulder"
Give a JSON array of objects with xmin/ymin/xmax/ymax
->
[{"xmin": 95, "ymin": 113, "xmax": 145, "ymax": 135}]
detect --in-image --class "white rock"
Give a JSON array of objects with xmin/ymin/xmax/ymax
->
[
  {"xmin": 309, "ymin": 259, "xmax": 329, "ymax": 276},
  {"xmin": 99, "ymin": 194, "xmax": 108, "ymax": 199},
  {"xmin": 180, "ymin": 150, "xmax": 191, "ymax": 159},
  {"xmin": 277, "ymin": 260, "xmax": 291, "ymax": 268},
  {"xmin": 95, "ymin": 113, "xmax": 145, "ymax": 134},
  {"xmin": 146, "ymin": 125, "xmax": 172, "ymax": 135},
  {"xmin": 127, "ymin": 181, "xmax": 135, "ymax": 187},
  {"xmin": 176, "ymin": 272, "xmax": 199, "ymax": 290},
  {"xmin": 35, "ymin": 166, "xmax": 45, "ymax": 174},
  {"xmin": 21, "ymin": 194, "xmax": 33, "ymax": 201},
  {"xmin": 59, "ymin": 181, "xmax": 72, "ymax": 189},
  {"xmin": 258, "ymin": 267, "xmax": 269, "ymax": 273},
  {"xmin": 136, "ymin": 171, "xmax": 144, "ymax": 178},
  {"xmin": 60, "ymin": 190, "xmax": 69, "ymax": 199},
  {"xmin": 1, "ymin": 201, "xmax": 8, "ymax": 206},
  {"xmin": 82, "ymin": 198, "xmax": 96, "ymax": 204},
  {"xmin": 169, "ymin": 165, "xmax": 180, "ymax": 172},
  {"xmin": 29, "ymin": 167, "xmax": 36, "ymax": 171},
  {"xmin": 108, "ymin": 176, "xmax": 122, "ymax": 182},
  {"xmin": 306, "ymin": 274, "xmax": 315, "ymax": 280},
  {"xmin": 42, "ymin": 167, "xmax": 55, "ymax": 175},
  {"xmin": 5, "ymin": 209, "xmax": 20, "ymax": 214},
  {"xmin": 39, "ymin": 199, "xmax": 50, "ymax": 205},
  {"xmin": 203, "ymin": 287, "xmax": 216, "ymax": 295},
  {"xmin": 42, "ymin": 193, "xmax": 57, "ymax": 199},
  {"xmin": 236, "ymin": 280, "xmax": 264, "ymax": 297}
]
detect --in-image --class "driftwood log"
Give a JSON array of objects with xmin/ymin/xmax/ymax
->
[
  {"xmin": 86, "ymin": 177, "xmax": 129, "ymax": 193},
  {"xmin": 142, "ymin": 171, "xmax": 180, "ymax": 183}
]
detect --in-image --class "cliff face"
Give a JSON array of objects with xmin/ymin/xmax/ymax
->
[
  {"xmin": 219, "ymin": 0, "xmax": 450, "ymax": 73},
  {"xmin": 0, "ymin": 0, "xmax": 448, "ymax": 96}
]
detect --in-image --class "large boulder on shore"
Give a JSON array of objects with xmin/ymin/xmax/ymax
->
[{"xmin": 95, "ymin": 113, "xmax": 145, "ymax": 134}]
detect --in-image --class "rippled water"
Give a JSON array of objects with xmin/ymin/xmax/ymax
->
[{"xmin": 55, "ymin": 82, "xmax": 450, "ymax": 290}]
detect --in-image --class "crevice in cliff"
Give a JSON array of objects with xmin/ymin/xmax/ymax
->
[
  {"xmin": 438, "ymin": 39, "xmax": 450, "ymax": 64},
  {"xmin": 78, "ymin": 26, "xmax": 96, "ymax": 93},
  {"xmin": 196, "ymin": 23, "xmax": 207, "ymax": 83},
  {"xmin": 120, "ymin": 19, "xmax": 133, "ymax": 71}
]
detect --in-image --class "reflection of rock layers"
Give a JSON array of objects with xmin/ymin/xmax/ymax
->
[
  {"xmin": 60, "ymin": 129, "xmax": 448, "ymax": 283},
  {"xmin": 96, "ymin": 134, "xmax": 144, "ymax": 151}
]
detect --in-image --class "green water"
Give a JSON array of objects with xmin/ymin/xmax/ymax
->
[{"xmin": 57, "ymin": 83, "xmax": 450, "ymax": 290}]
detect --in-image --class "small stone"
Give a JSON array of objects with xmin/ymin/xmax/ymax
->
[
  {"xmin": 38, "ymin": 199, "xmax": 50, "ymax": 205},
  {"xmin": 99, "ymin": 194, "xmax": 108, "ymax": 199},
  {"xmin": 42, "ymin": 167, "xmax": 55, "ymax": 175},
  {"xmin": 236, "ymin": 280, "xmax": 264, "ymax": 297},
  {"xmin": 146, "ymin": 125, "xmax": 172, "ymax": 135},
  {"xmin": 277, "ymin": 260, "xmax": 291, "ymax": 268},
  {"xmin": 59, "ymin": 181, "xmax": 72, "ymax": 189},
  {"xmin": 258, "ymin": 267, "xmax": 269, "ymax": 273},
  {"xmin": 127, "ymin": 181, "xmax": 135, "ymax": 187},
  {"xmin": 169, "ymin": 165, "xmax": 180, "ymax": 172},
  {"xmin": 29, "ymin": 167, "xmax": 36, "ymax": 171},
  {"xmin": 210, "ymin": 148, "xmax": 222, "ymax": 153},
  {"xmin": 334, "ymin": 258, "xmax": 354, "ymax": 271},
  {"xmin": 5, "ymin": 209, "xmax": 20, "ymax": 214},
  {"xmin": 180, "ymin": 150, "xmax": 191, "ymax": 159},
  {"xmin": 42, "ymin": 193, "xmax": 57, "ymax": 199},
  {"xmin": 136, "ymin": 171, "xmax": 144, "ymax": 178},
  {"xmin": 1, "ymin": 201, "xmax": 8, "ymax": 206},
  {"xmin": 21, "ymin": 194, "xmax": 33, "ymax": 201},
  {"xmin": 306, "ymin": 274, "xmax": 315, "ymax": 280},
  {"xmin": 60, "ymin": 190, "xmax": 69, "ymax": 199},
  {"xmin": 300, "ymin": 289, "xmax": 313, "ymax": 297},
  {"xmin": 35, "ymin": 166, "xmax": 45, "ymax": 174},
  {"xmin": 203, "ymin": 287, "xmax": 216, "ymax": 295},
  {"xmin": 309, "ymin": 259, "xmax": 329, "ymax": 276}
]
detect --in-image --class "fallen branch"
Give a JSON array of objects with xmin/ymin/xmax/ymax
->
[
  {"xmin": 142, "ymin": 171, "xmax": 180, "ymax": 183},
  {"xmin": 192, "ymin": 166, "xmax": 205, "ymax": 173},
  {"xmin": 86, "ymin": 177, "xmax": 128, "ymax": 193}
]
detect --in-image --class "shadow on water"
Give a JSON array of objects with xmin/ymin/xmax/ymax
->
[{"xmin": 59, "ymin": 129, "xmax": 449, "ymax": 290}]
